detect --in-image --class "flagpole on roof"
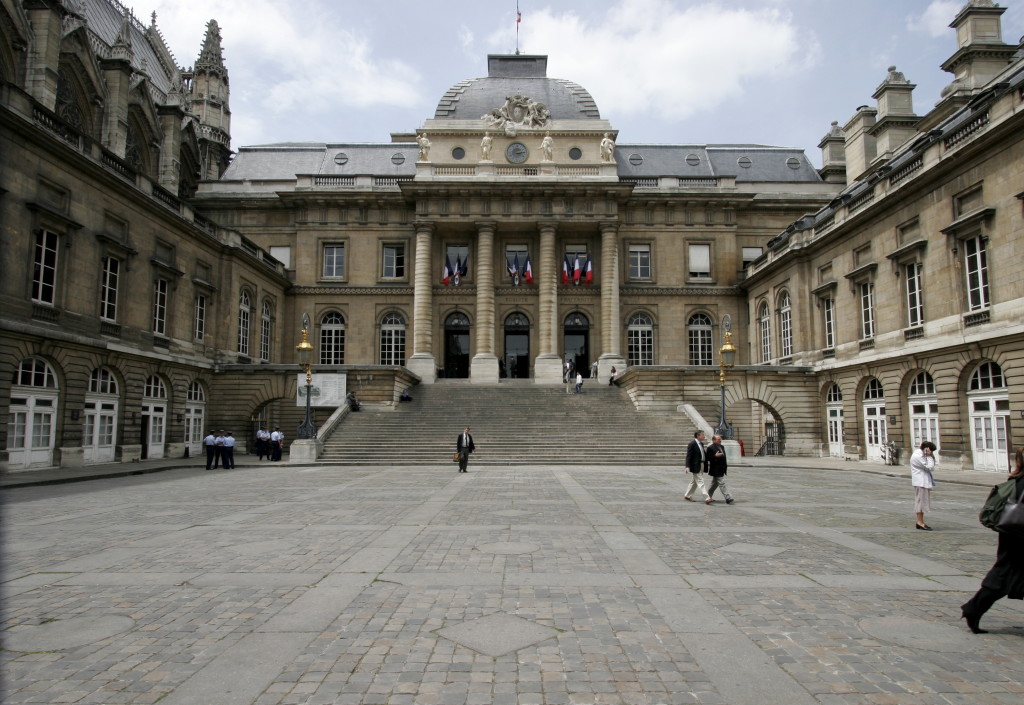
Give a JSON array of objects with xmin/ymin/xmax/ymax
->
[{"xmin": 515, "ymin": 2, "xmax": 521, "ymax": 55}]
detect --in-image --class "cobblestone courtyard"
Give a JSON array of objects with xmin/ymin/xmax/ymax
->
[{"xmin": 3, "ymin": 462, "xmax": 1023, "ymax": 704}]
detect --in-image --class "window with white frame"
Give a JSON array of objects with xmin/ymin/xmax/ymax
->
[
  {"xmin": 908, "ymin": 371, "xmax": 939, "ymax": 446},
  {"xmin": 237, "ymin": 291, "xmax": 251, "ymax": 355},
  {"xmin": 963, "ymin": 234, "xmax": 989, "ymax": 311},
  {"xmin": 152, "ymin": 278, "xmax": 168, "ymax": 335},
  {"xmin": 688, "ymin": 243, "xmax": 711, "ymax": 279},
  {"xmin": 194, "ymin": 295, "xmax": 206, "ymax": 341},
  {"xmin": 628, "ymin": 244, "xmax": 651, "ymax": 279},
  {"xmin": 32, "ymin": 230, "xmax": 59, "ymax": 304},
  {"xmin": 320, "ymin": 312, "xmax": 345, "ymax": 364},
  {"xmin": 823, "ymin": 297, "xmax": 835, "ymax": 349},
  {"xmin": 323, "ymin": 244, "xmax": 345, "ymax": 279},
  {"xmin": 687, "ymin": 313, "xmax": 714, "ymax": 366},
  {"xmin": 99, "ymin": 257, "xmax": 119, "ymax": 321},
  {"xmin": 905, "ymin": 262, "xmax": 924, "ymax": 327},
  {"xmin": 742, "ymin": 247, "xmax": 763, "ymax": 268},
  {"xmin": 758, "ymin": 302, "xmax": 771, "ymax": 363},
  {"xmin": 144, "ymin": 375, "xmax": 167, "ymax": 399},
  {"xmin": 859, "ymin": 282, "xmax": 875, "ymax": 339},
  {"xmin": 627, "ymin": 313, "xmax": 654, "ymax": 366},
  {"xmin": 379, "ymin": 312, "xmax": 406, "ymax": 365},
  {"xmin": 382, "ymin": 244, "xmax": 406, "ymax": 279},
  {"xmin": 260, "ymin": 299, "xmax": 272, "ymax": 362},
  {"xmin": 778, "ymin": 292, "xmax": 792, "ymax": 358}
]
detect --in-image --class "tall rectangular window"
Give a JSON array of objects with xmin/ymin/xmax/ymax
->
[
  {"xmin": 152, "ymin": 278, "xmax": 168, "ymax": 335},
  {"xmin": 905, "ymin": 262, "xmax": 924, "ymax": 327},
  {"xmin": 323, "ymin": 244, "xmax": 345, "ymax": 278},
  {"xmin": 823, "ymin": 297, "xmax": 835, "ymax": 349},
  {"xmin": 194, "ymin": 295, "xmax": 206, "ymax": 341},
  {"xmin": 688, "ymin": 244, "xmax": 711, "ymax": 279},
  {"xmin": 99, "ymin": 257, "xmax": 119, "ymax": 321},
  {"xmin": 963, "ymin": 235, "xmax": 989, "ymax": 311},
  {"xmin": 860, "ymin": 282, "xmax": 875, "ymax": 339},
  {"xmin": 382, "ymin": 244, "xmax": 405, "ymax": 278},
  {"xmin": 628, "ymin": 244, "xmax": 651, "ymax": 279},
  {"xmin": 32, "ymin": 230, "xmax": 59, "ymax": 304}
]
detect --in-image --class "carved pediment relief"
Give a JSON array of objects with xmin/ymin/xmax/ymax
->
[{"xmin": 482, "ymin": 93, "xmax": 550, "ymax": 133}]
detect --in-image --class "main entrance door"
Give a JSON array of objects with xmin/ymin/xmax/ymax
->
[
  {"xmin": 563, "ymin": 312, "xmax": 590, "ymax": 377},
  {"xmin": 503, "ymin": 312, "xmax": 530, "ymax": 378},
  {"xmin": 444, "ymin": 312, "xmax": 470, "ymax": 379}
]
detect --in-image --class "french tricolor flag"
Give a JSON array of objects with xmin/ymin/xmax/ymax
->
[
  {"xmin": 562, "ymin": 255, "xmax": 570, "ymax": 285},
  {"xmin": 442, "ymin": 255, "xmax": 453, "ymax": 286},
  {"xmin": 584, "ymin": 255, "xmax": 593, "ymax": 285},
  {"xmin": 523, "ymin": 255, "xmax": 533, "ymax": 285},
  {"xmin": 573, "ymin": 256, "xmax": 582, "ymax": 285}
]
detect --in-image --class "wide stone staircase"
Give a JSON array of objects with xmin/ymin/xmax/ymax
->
[{"xmin": 318, "ymin": 382, "xmax": 692, "ymax": 465}]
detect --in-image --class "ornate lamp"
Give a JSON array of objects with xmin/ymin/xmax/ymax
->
[
  {"xmin": 716, "ymin": 314, "xmax": 736, "ymax": 440},
  {"xmin": 295, "ymin": 312, "xmax": 316, "ymax": 440}
]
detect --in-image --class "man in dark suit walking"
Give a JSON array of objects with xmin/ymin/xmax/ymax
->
[
  {"xmin": 683, "ymin": 430, "xmax": 710, "ymax": 503},
  {"xmin": 456, "ymin": 427, "xmax": 475, "ymax": 473},
  {"xmin": 706, "ymin": 434, "xmax": 734, "ymax": 504}
]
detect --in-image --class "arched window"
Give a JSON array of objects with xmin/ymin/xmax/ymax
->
[
  {"xmin": 864, "ymin": 378, "xmax": 885, "ymax": 400},
  {"xmin": 758, "ymin": 302, "xmax": 771, "ymax": 363},
  {"xmin": 687, "ymin": 313, "xmax": 713, "ymax": 366},
  {"xmin": 144, "ymin": 376, "xmax": 167, "ymax": 399},
  {"xmin": 88, "ymin": 368, "xmax": 118, "ymax": 395},
  {"xmin": 260, "ymin": 299, "xmax": 273, "ymax": 362},
  {"xmin": 968, "ymin": 362, "xmax": 1009, "ymax": 472},
  {"xmin": 379, "ymin": 312, "xmax": 406, "ymax": 366},
  {"xmin": 187, "ymin": 381, "xmax": 206, "ymax": 402},
  {"xmin": 778, "ymin": 292, "xmax": 792, "ymax": 358},
  {"xmin": 970, "ymin": 362, "xmax": 1005, "ymax": 391},
  {"xmin": 13, "ymin": 358, "xmax": 58, "ymax": 388},
  {"xmin": 237, "ymin": 291, "xmax": 251, "ymax": 356},
  {"xmin": 826, "ymin": 383, "xmax": 842, "ymax": 403},
  {"xmin": 908, "ymin": 371, "xmax": 938, "ymax": 446},
  {"xmin": 627, "ymin": 312, "xmax": 654, "ymax": 366},
  {"xmin": 320, "ymin": 312, "xmax": 346, "ymax": 364}
]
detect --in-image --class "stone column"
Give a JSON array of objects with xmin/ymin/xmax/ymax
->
[
  {"xmin": 407, "ymin": 221, "xmax": 437, "ymax": 382},
  {"xmin": 534, "ymin": 222, "xmax": 562, "ymax": 384},
  {"xmin": 471, "ymin": 221, "xmax": 499, "ymax": 383},
  {"xmin": 598, "ymin": 221, "xmax": 626, "ymax": 381}
]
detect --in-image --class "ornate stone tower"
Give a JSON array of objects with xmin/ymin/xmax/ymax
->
[{"xmin": 185, "ymin": 20, "xmax": 231, "ymax": 180}]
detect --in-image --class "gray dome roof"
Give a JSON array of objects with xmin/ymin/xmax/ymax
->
[{"xmin": 434, "ymin": 55, "xmax": 601, "ymax": 121}]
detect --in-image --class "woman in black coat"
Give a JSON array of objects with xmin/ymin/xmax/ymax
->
[{"xmin": 961, "ymin": 447, "xmax": 1024, "ymax": 633}]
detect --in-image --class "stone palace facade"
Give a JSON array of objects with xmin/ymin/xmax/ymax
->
[{"xmin": 1, "ymin": 0, "xmax": 1021, "ymax": 472}]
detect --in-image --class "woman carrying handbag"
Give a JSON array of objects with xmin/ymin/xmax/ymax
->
[{"xmin": 961, "ymin": 447, "xmax": 1024, "ymax": 634}]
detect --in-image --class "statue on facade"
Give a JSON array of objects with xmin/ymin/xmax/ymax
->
[
  {"xmin": 482, "ymin": 93, "xmax": 551, "ymax": 131},
  {"xmin": 600, "ymin": 133, "xmax": 616, "ymax": 163},
  {"xmin": 480, "ymin": 132, "xmax": 492, "ymax": 161},
  {"xmin": 541, "ymin": 132, "xmax": 554, "ymax": 161},
  {"xmin": 417, "ymin": 133, "xmax": 431, "ymax": 161}
]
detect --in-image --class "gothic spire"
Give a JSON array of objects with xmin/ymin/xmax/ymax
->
[{"xmin": 195, "ymin": 19, "xmax": 227, "ymax": 76}]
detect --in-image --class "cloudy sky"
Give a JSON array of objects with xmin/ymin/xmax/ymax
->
[{"xmin": 139, "ymin": 0, "xmax": 1024, "ymax": 167}]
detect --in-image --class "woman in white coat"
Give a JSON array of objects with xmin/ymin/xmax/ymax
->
[{"xmin": 910, "ymin": 441, "xmax": 937, "ymax": 530}]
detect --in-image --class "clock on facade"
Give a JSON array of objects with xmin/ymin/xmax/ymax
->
[{"xmin": 505, "ymin": 141, "xmax": 529, "ymax": 163}]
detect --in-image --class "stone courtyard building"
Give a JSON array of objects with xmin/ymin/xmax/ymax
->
[{"xmin": 1, "ymin": 0, "xmax": 1021, "ymax": 472}]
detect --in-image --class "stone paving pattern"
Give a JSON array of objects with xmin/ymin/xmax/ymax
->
[{"xmin": 2, "ymin": 462, "xmax": 1023, "ymax": 704}]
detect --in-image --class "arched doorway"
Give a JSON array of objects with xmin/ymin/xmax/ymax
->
[
  {"xmin": 968, "ymin": 361, "xmax": 1010, "ymax": 472},
  {"xmin": 444, "ymin": 312, "xmax": 471, "ymax": 379},
  {"xmin": 141, "ymin": 375, "xmax": 167, "ymax": 459},
  {"xmin": 503, "ymin": 312, "xmax": 530, "ymax": 379},
  {"xmin": 862, "ymin": 378, "xmax": 887, "ymax": 462},
  {"xmin": 84, "ymin": 367, "xmax": 119, "ymax": 463},
  {"xmin": 183, "ymin": 381, "xmax": 206, "ymax": 458},
  {"xmin": 8, "ymin": 358, "xmax": 59, "ymax": 468},
  {"xmin": 563, "ymin": 312, "xmax": 590, "ymax": 376},
  {"xmin": 825, "ymin": 384, "xmax": 844, "ymax": 458}
]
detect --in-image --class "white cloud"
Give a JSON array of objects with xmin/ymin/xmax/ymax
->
[
  {"xmin": 148, "ymin": 0, "xmax": 422, "ymax": 122},
  {"xmin": 907, "ymin": 1, "xmax": 962, "ymax": 37},
  {"xmin": 488, "ymin": 0, "xmax": 811, "ymax": 124}
]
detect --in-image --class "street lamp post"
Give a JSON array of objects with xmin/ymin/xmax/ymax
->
[
  {"xmin": 716, "ymin": 314, "xmax": 737, "ymax": 440},
  {"xmin": 295, "ymin": 312, "xmax": 317, "ymax": 440}
]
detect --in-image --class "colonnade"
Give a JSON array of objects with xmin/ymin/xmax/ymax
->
[{"xmin": 405, "ymin": 220, "xmax": 626, "ymax": 384}]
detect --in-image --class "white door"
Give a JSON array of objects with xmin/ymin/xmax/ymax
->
[
  {"xmin": 827, "ymin": 405, "xmax": 844, "ymax": 457},
  {"xmin": 970, "ymin": 395, "xmax": 1010, "ymax": 472},
  {"xmin": 909, "ymin": 401, "xmax": 940, "ymax": 447},
  {"xmin": 83, "ymin": 397, "xmax": 117, "ymax": 463},
  {"xmin": 142, "ymin": 402, "xmax": 166, "ymax": 459},
  {"xmin": 7, "ymin": 392, "xmax": 57, "ymax": 468},
  {"xmin": 864, "ymin": 403, "xmax": 887, "ymax": 462},
  {"xmin": 183, "ymin": 404, "xmax": 205, "ymax": 457}
]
